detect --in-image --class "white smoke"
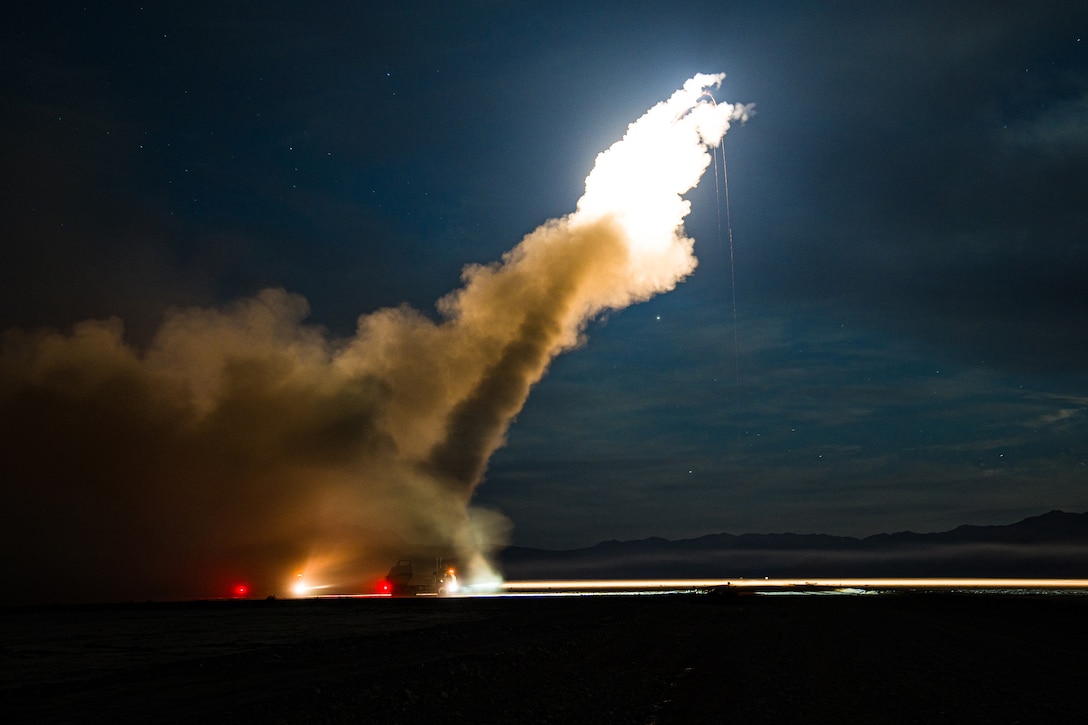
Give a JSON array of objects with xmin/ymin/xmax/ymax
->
[{"xmin": 0, "ymin": 74, "xmax": 749, "ymax": 603}]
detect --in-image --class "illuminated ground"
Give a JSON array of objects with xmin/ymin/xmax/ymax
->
[
  {"xmin": 4, "ymin": 589, "xmax": 1088, "ymax": 723},
  {"xmin": 321, "ymin": 577, "xmax": 1088, "ymax": 598}
]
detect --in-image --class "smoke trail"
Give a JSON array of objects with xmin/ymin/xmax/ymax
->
[{"xmin": 0, "ymin": 74, "xmax": 749, "ymax": 603}]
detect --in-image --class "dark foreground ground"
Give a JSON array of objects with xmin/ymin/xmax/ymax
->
[{"xmin": 2, "ymin": 591, "xmax": 1086, "ymax": 723}]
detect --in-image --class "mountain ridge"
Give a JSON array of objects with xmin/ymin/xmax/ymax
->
[{"xmin": 498, "ymin": 510, "xmax": 1088, "ymax": 579}]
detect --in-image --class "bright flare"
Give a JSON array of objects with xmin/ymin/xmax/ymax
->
[{"xmin": 576, "ymin": 73, "xmax": 751, "ymax": 261}]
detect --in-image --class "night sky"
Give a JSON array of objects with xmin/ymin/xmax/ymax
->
[{"xmin": 3, "ymin": 2, "xmax": 1087, "ymax": 599}]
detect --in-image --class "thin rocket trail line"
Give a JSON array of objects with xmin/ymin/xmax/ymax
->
[
  {"xmin": 712, "ymin": 137, "xmax": 723, "ymax": 243},
  {"xmin": 704, "ymin": 90, "xmax": 741, "ymax": 389},
  {"xmin": 719, "ymin": 144, "xmax": 740, "ymax": 388}
]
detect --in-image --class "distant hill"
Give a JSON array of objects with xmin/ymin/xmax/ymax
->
[{"xmin": 497, "ymin": 510, "xmax": 1088, "ymax": 579}]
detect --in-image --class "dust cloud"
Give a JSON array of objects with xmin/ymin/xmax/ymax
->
[{"xmin": 0, "ymin": 74, "xmax": 749, "ymax": 603}]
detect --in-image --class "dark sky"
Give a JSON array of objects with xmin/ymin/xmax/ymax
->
[{"xmin": 3, "ymin": 0, "xmax": 1087, "ymax": 582}]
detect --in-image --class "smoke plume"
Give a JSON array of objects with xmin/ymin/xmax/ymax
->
[{"xmin": 0, "ymin": 74, "xmax": 749, "ymax": 603}]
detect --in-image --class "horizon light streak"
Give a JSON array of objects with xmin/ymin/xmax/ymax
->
[{"xmin": 498, "ymin": 577, "xmax": 1088, "ymax": 593}]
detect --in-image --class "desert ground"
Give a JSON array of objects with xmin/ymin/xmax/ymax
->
[{"xmin": 3, "ymin": 591, "xmax": 1086, "ymax": 723}]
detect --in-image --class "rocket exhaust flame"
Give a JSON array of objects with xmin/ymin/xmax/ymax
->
[{"xmin": 0, "ymin": 74, "xmax": 749, "ymax": 603}]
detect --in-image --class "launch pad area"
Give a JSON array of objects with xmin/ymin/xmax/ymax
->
[{"xmin": 4, "ymin": 587, "xmax": 1088, "ymax": 723}]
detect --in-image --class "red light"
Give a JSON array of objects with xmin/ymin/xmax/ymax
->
[
  {"xmin": 232, "ymin": 583, "xmax": 249, "ymax": 598},
  {"xmin": 377, "ymin": 579, "xmax": 392, "ymax": 595}
]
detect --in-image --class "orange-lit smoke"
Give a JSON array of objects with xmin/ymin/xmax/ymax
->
[{"xmin": 0, "ymin": 74, "xmax": 749, "ymax": 603}]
